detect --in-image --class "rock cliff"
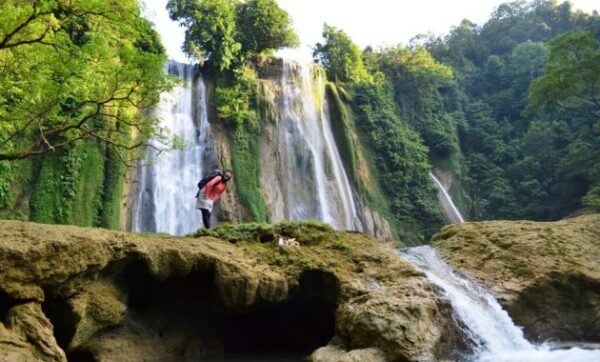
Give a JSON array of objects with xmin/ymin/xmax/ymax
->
[
  {"xmin": 0, "ymin": 220, "xmax": 460, "ymax": 361},
  {"xmin": 433, "ymin": 214, "xmax": 600, "ymax": 343}
]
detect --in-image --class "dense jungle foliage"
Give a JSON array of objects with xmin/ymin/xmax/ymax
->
[
  {"xmin": 316, "ymin": 0, "xmax": 599, "ymax": 222},
  {"xmin": 424, "ymin": 0, "xmax": 600, "ymax": 220},
  {"xmin": 0, "ymin": 0, "xmax": 170, "ymax": 224},
  {"xmin": 1, "ymin": 0, "xmax": 598, "ymax": 243}
]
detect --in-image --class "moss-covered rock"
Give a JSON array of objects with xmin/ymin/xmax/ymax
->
[
  {"xmin": 0, "ymin": 220, "xmax": 462, "ymax": 361},
  {"xmin": 432, "ymin": 214, "xmax": 600, "ymax": 343},
  {"xmin": 0, "ymin": 302, "xmax": 66, "ymax": 362}
]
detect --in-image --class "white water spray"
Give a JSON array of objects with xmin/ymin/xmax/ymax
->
[
  {"xmin": 430, "ymin": 172, "xmax": 465, "ymax": 224},
  {"xmin": 403, "ymin": 246, "xmax": 600, "ymax": 362}
]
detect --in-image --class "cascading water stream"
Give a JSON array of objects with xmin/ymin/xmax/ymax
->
[
  {"xmin": 278, "ymin": 60, "xmax": 360, "ymax": 230},
  {"xmin": 133, "ymin": 61, "xmax": 216, "ymax": 235},
  {"xmin": 321, "ymin": 100, "xmax": 360, "ymax": 229},
  {"xmin": 430, "ymin": 172, "xmax": 465, "ymax": 224},
  {"xmin": 403, "ymin": 246, "xmax": 600, "ymax": 362}
]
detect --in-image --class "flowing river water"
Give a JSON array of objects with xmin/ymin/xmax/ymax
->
[{"xmin": 403, "ymin": 246, "xmax": 600, "ymax": 362}]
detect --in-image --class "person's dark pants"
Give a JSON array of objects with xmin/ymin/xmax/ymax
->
[{"xmin": 201, "ymin": 208, "xmax": 211, "ymax": 228}]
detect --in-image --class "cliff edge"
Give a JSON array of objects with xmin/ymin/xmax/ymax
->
[
  {"xmin": 0, "ymin": 220, "xmax": 460, "ymax": 361},
  {"xmin": 433, "ymin": 214, "xmax": 600, "ymax": 343}
]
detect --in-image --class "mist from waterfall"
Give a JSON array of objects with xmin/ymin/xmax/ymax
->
[
  {"xmin": 133, "ymin": 61, "xmax": 216, "ymax": 235},
  {"xmin": 403, "ymin": 246, "xmax": 600, "ymax": 362},
  {"xmin": 278, "ymin": 60, "xmax": 361, "ymax": 230}
]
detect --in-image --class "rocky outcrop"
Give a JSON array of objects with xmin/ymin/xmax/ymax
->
[
  {"xmin": 0, "ymin": 220, "xmax": 462, "ymax": 361},
  {"xmin": 433, "ymin": 214, "xmax": 600, "ymax": 343}
]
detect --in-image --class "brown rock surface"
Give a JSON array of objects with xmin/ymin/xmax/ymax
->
[
  {"xmin": 432, "ymin": 214, "xmax": 600, "ymax": 342},
  {"xmin": 0, "ymin": 220, "xmax": 461, "ymax": 361}
]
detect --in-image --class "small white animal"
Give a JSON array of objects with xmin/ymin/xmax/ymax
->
[{"xmin": 277, "ymin": 237, "xmax": 300, "ymax": 248}]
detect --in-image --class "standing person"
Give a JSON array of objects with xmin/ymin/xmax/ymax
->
[{"xmin": 196, "ymin": 169, "xmax": 233, "ymax": 228}]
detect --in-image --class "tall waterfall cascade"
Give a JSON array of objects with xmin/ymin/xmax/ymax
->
[
  {"xmin": 430, "ymin": 172, "xmax": 465, "ymax": 224},
  {"xmin": 136, "ymin": 2, "xmax": 363, "ymax": 233},
  {"xmin": 132, "ymin": 61, "xmax": 216, "ymax": 236},
  {"xmin": 131, "ymin": 59, "xmax": 363, "ymax": 234},
  {"xmin": 275, "ymin": 60, "xmax": 361, "ymax": 230},
  {"xmin": 403, "ymin": 246, "xmax": 600, "ymax": 362}
]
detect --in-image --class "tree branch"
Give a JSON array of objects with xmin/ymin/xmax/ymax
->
[
  {"xmin": 1, "ymin": 27, "xmax": 51, "ymax": 50},
  {"xmin": 0, "ymin": 3, "xmax": 53, "ymax": 50}
]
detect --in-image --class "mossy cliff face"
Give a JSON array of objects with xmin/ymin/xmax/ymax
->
[
  {"xmin": 207, "ymin": 59, "xmax": 394, "ymax": 240},
  {"xmin": 0, "ymin": 221, "xmax": 461, "ymax": 361},
  {"xmin": 433, "ymin": 214, "xmax": 600, "ymax": 343}
]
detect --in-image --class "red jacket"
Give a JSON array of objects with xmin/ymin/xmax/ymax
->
[{"xmin": 204, "ymin": 175, "xmax": 227, "ymax": 201}]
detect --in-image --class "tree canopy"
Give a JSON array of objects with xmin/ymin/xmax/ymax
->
[
  {"xmin": 423, "ymin": 0, "xmax": 600, "ymax": 220},
  {"xmin": 0, "ymin": 0, "xmax": 170, "ymax": 162},
  {"xmin": 316, "ymin": 0, "xmax": 600, "ymax": 226},
  {"xmin": 167, "ymin": 0, "xmax": 298, "ymax": 71},
  {"xmin": 236, "ymin": 0, "xmax": 299, "ymax": 55},
  {"xmin": 528, "ymin": 31, "xmax": 600, "ymax": 124},
  {"xmin": 313, "ymin": 24, "xmax": 370, "ymax": 83}
]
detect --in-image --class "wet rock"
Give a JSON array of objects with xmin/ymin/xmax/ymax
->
[
  {"xmin": 336, "ymin": 277, "xmax": 462, "ymax": 361},
  {"xmin": 433, "ymin": 214, "xmax": 600, "ymax": 342}
]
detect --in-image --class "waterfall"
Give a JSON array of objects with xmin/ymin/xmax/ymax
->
[
  {"xmin": 322, "ymin": 100, "xmax": 359, "ymax": 230},
  {"xmin": 403, "ymin": 246, "xmax": 600, "ymax": 362},
  {"xmin": 278, "ymin": 60, "xmax": 360, "ymax": 230},
  {"xmin": 430, "ymin": 172, "xmax": 465, "ymax": 224},
  {"xmin": 133, "ymin": 61, "xmax": 216, "ymax": 235},
  {"xmin": 132, "ymin": 59, "xmax": 362, "ymax": 233}
]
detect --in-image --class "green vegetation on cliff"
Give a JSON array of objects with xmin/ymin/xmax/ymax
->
[
  {"xmin": 351, "ymin": 80, "xmax": 445, "ymax": 242},
  {"xmin": 0, "ymin": 0, "xmax": 170, "ymax": 226},
  {"xmin": 170, "ymin": 0, "xmax": 298, "ymax": 221},
  {"xmin": 315, "ymin": 25, "xmax": 445, "ymax": 243},
  {"xmin": 29, "ymin": 140, "xmax": 121, "ymax": 227}
]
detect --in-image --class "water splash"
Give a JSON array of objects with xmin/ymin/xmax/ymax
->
[{"xmin": 402, "ymin": 246, "xmax": 600, "ymax": 361}]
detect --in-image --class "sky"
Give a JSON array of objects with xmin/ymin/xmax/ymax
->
[{"xmin": 142, "ymin": 0, "xmax": 599, "ymax": 63}]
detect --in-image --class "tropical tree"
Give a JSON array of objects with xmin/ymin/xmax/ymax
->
[
  {"xmin": 168, "ymin": 0, "xmax": 241, "ymax": 71},
  {"xmin": 168, "ymin": 0, "xmax": 297, "ymax": 71},
  {"xmin": 528, "ymin": 31, "xmax": 600, "ymax": 125},
  {"xmin": 313, "ymin": 24, "xmax": 370, "ymax": 83},
  {"xmin": 236, "ymin": 0, "xmax": 299, "ymax": 55},
  {"xmin": 0, "ymin": 0, "xmax": 170, "ymax": 163}
]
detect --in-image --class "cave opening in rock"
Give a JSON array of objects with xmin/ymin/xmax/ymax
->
[
  {"xmin": 64, "ymin": 262, "xmax": 338, "ymax": 361},
  {"xmin": 216, "ymin": 269, "xmax": 338, "ymax": 358},
  {"xmin": 42, "ymin": 288, "xmax": 78, "ymax": 352},
  {"xmin": 0, "ymin": 289, "xmax": 18, "ymax": 320}
]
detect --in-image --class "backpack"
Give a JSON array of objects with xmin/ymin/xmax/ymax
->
[{"xmin": 195, "ymin": 169, "xmax": 222, "ymax": 198}]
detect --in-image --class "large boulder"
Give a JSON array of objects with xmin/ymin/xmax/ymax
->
[
  {"xmin": 0, "ymin": 220, "xmax": 462, "ymax": 361},
  {"xmin": 432, "ymin": 214, "xmax": 600, "ymax": 343}
]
